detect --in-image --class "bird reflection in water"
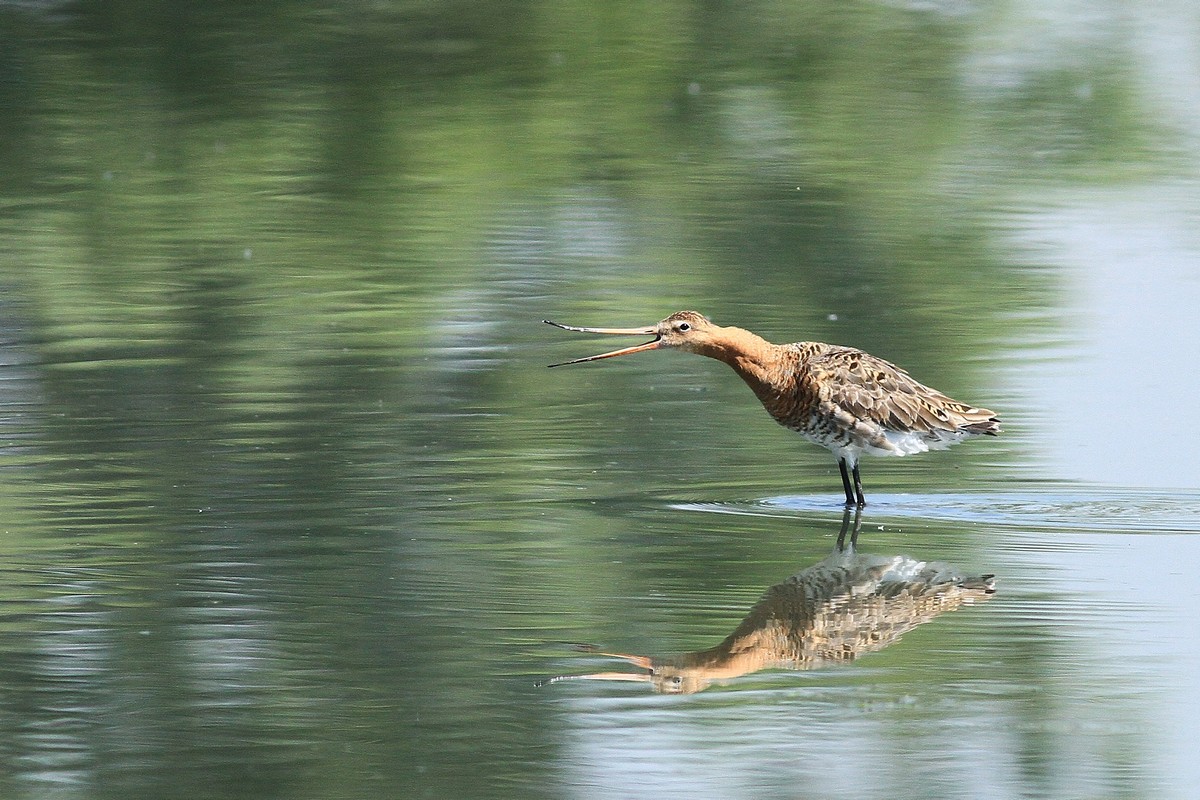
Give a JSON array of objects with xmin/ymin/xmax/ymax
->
[{"xmin": 541, "ymin": 510, "xmax": 995, "ymax": 694}]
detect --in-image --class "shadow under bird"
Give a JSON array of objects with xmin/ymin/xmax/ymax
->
[
  {"xmin": 540, "ymin": 510, "xmax": 996, "ymax": 694},
  {"xmin": 545, "ymin": 311, "xmax": 1000, "ymax": 506}
]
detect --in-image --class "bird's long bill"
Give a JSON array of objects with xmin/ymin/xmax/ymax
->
[{"xmin": 543, "ymin": 319, "xmax": 660, "ymax": 367}]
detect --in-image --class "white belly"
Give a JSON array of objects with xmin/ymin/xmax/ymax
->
[{"xmin": 807, "ymin": 427, "xmax": 971, "ymax": 465}]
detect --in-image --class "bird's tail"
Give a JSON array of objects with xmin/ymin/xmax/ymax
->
[{"xmin": 958, "ymin": 407, "xmax": 1001, "ymax": 436}]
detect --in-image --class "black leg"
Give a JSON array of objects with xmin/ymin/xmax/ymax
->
[
  {"xmin": 851, "ymin": 463, "xmax": 866, "ymax": 507},
  {"xmin": 837, "ymin": 458, "xmax": 855, "ymax": 506}
]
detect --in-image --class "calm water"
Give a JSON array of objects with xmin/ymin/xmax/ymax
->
[{"xmin": 2, "ymin": 2, "xmax": 1199, "ymax": 799}]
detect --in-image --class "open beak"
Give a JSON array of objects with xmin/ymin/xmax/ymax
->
[{"xmin": 543, "ymin": 320, "xmax": 661, "ymax": 367}]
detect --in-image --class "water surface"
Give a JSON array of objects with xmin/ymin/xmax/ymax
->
[{"xmin": 2, "ymin": 2, "xmax": 1198, "ymax": 799}]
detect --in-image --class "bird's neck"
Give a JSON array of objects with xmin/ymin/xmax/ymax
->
[{"xmin": 702, "ymin": 326, "xmax": 795, "ymax": 401}]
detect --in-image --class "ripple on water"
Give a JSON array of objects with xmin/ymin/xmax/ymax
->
[{"xmin": 675, "ymin": 489, "xmax": 1200, "ymax": 534}]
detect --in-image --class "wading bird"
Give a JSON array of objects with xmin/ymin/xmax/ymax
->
[{"xmin": 545, "ymin": 311, "xmax": 999, "ymax": 506}]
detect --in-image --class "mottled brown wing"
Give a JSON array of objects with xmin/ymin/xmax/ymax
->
[{"xmin": 807, "ymin": 347, "xmax": 993, "ymax": 435}]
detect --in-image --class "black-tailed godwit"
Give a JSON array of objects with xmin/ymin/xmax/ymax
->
[{"xmin": 545, "ymin": 311, "xmax": 999, "ymax": 506}]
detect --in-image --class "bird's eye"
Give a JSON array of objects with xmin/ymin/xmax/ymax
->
[{"xmin": 677, "ymin": 322, "xmax": 691, "ymax": 332}]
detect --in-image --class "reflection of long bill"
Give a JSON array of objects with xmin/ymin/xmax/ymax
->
[
  {"xmin": 535, "ymin": 653, "xmax": 653, "ymax": 687},
  {"xmin": 543, "ymin": 320, "xmax": 661, "ymax": 367}
]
